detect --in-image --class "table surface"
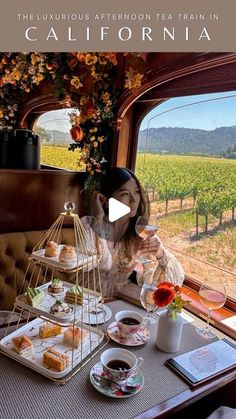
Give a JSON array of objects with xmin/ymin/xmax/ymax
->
[{"xmin": 0, "ymin": 301, "xmax": 235, "ymax": 419}]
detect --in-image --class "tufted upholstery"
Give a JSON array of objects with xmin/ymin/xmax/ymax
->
[{"xmin": 0, "ymin": 229, "xmax": 75, "ymax": 310}]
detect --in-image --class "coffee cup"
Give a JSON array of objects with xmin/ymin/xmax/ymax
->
[
  {"xmin": 101, "ymin": 347, "xmax": 143, "ymax": 382},
  {"xmin": 115, "ymin": 310, "xmax": 147, "ymax": 338}
]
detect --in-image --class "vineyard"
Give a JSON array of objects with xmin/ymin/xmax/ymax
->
[
  {"xmin": 136, "ymin": 154, "xmax": 236, "ymax": 234},
  {"xmin": 41, "ymin": 148, "xmax": 236, "ymax": 234}
]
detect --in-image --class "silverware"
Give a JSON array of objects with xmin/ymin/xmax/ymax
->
[
  {"xmin": 89, "ymin": 305, "xmax": 106, "ymax": 315},
  {"xmin": 136, "ymin": 332, "xmax": 146, "ymax": 342},
  {"xmin": 92, "ymin": 373, "xmax": 138, "ymax": 394}
]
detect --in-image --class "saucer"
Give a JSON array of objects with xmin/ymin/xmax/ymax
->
[
  {"xmin": 90, "ymin": 361, "xmax": 144, "ymax": 398},
  {"xmin": 82, "ymin": 304, "xmax": 112, "ymax": 325},
  {"xmin": 107, "ymin": 321, "xmax": 150, "ymax": 346}
]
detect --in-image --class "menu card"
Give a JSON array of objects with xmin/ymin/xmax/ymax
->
[{"xmin": 166, "ymin": 339, "xmax": 236, "ymax": 387}]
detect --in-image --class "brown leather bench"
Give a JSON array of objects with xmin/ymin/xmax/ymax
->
[{"xmin": 0, "ymin": 228, "xmax": 75, "ymax": 310}]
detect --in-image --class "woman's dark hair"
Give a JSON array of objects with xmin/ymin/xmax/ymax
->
[{"xmin": 100, "ymin": 167, "xmax": 150, "ymax": 242}]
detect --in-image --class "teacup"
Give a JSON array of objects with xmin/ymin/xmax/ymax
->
[
  {"xmin": 115, "ymin": 310, "xmax": 147, "ymax": 338},
  {"xmin": 101, "ymin": 347, "xmax": 143, "ymax": 382}
]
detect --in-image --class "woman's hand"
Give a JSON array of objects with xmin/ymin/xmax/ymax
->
[
  {"xmin": 139, "ymin": 235, "xmax": 164, "ymax": 259},
  {"xmin": 91, "ymin": 191, "xmax": 107, "ymax": 220}
]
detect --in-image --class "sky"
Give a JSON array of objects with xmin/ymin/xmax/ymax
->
[
  {"xmin": 36, "ymin": 91, "xmax": 236, "ymax": 133},
  {"xmin": 140, "ymin": 91, "xmax": 236, "ymax": 131}
]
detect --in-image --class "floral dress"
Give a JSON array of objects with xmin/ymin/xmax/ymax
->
[{"xmin": 78, "ymin": 216, "xmax": 184, "ymax": 297}]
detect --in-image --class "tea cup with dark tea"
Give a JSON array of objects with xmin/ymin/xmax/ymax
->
[
  {"xmin": 101, "ymin": 347, "xmax": 143, "ymax": 382},
  {"xmin": 115, "ymin": 310, "xmax": 147, "ymax": 338}
]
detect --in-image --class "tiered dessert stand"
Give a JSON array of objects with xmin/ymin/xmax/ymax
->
[{"xmin": 0, "ymin": 202, "xmax": 109, "ymax": 384}]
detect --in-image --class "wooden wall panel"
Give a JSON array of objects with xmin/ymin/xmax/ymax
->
[{"xmin": 0, "ymin": 169, "xmax": 86, "ymax": 233}]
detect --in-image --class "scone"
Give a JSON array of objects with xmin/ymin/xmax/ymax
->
[
  {"xmin": 43, "ymin": 348, "xmax": 69, "ymax": 372},
  {"xmin": 12, "ymin": 335, "xmax": 34, "ymax": 359},
  {"xmin": 59, "ymin": 245, "xmax": 77, "ymax": 263},
  {"xmin": 26, "ymin": 287, "xmax": 44, "ymax": 307},
  {"xmin": 48, "ymin": 278, "xmax": 64, "ymax": 294},
  {"xmin": 44, "ymin": 241, "xmax": 59, "ymax": 257},
  {"xmin": 64, "ymin": 326, "xmax": 88, "ymax": 348},
  {"xmin": 64, "ymin": 285, "xmax": 83, "ymax": 305},
  {"xmin": 39, "ymin": 322, "xmax": 62, "ymax": 338}
]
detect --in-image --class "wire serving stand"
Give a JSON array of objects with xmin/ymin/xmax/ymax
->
[{"xmin": 0, "ymin": 202, "xmax": 109, "ymax": 384}]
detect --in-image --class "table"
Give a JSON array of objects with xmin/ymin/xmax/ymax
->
[{"xmin": 0, "ymin": 301, "xmax": 235, "ymax": 419}]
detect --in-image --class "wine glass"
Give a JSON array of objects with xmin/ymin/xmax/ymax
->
[
  {"xmin": 135, "ymin": 216, "xmax": 158, "ymax": 263},
  {"xmin": 140, "ymin": 281, "xmax": 158, "ymax": 324},
  {"xmin": 196, "ymin": 280, "xmax": 227, "ymax": 339}
]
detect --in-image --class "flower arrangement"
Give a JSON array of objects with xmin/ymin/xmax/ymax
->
[
  {"xmin": 0, "ymin": 52, "xmax": 146, "ymax": 185},
  {"xmin": 153, "ymin": 282, "xmax": 190, "ymax": 320}
]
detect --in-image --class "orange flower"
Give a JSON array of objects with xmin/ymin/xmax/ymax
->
[{"xmin": 70, "ymin": 125, "xmax": 84, "ymax": 142}]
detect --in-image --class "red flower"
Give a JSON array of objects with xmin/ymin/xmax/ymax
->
[{"xmin": 153, "ymin": 282, "xmax": 176, "ymax": 307}]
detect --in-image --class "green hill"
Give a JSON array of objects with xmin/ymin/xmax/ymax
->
[{"xmin": 138, "ymin": 126, "xmax": 236, "ymax": 156}]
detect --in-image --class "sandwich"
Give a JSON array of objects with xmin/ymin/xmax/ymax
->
[
  {"xmin": 12, "ymin": 335, "xmax": 34, "ymax": 359},
  {"xmin": 39, "ymin": 322, "xmax": 62, "ymax": 338},
  {"xmin": 43, "ymin": 348, "xmax": 69, "ymax": 372},
  {"xmin": 64, "ymin": 326, "xmax": 88, "ymax": 348}
]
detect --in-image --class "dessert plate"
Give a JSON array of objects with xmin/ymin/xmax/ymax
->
[
  {"xmin": 15, "ymin": 281, "xmax": 101, "ymax": 325},
  {"xmin": 107, "ymin": 322, "xmax": 150, "ymax": 346},
  {"xmin": 32, "ymin": 245, "xmax": 96, "ymax": 271},
  {"xmin": 0, "ymin": 318, "xmax": 104, "ymax": 379},
  {"xmin": 90, "ymin": 361, "xmax": 144, "ymax": 398},
  {"xmin": 82, "ymin": 305, "xmax": 112, "ymax": 325}
]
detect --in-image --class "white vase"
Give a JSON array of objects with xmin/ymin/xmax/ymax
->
[{"xmin": 156, "ymin": 309, "xmax": 184, "ymax": 353}]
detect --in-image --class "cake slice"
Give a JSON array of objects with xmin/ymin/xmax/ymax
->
[
  {"xmin": 12, "ymin": 335, "xmax": 34, "ymax": 359},
  {"xmin": 26, "ymin": 287, "xmax": 44, "ymax": 307},
  {"xmin": 39, "ymin": 322, "xmax": 62, "ymax": 339},
  {"xmin": 64, "ymin": 285, "xmax": 83, "ymax": 305},
  {"xmin": 64, "ymin": 326, "xmax": 88, "ymax": 348},
  {"xmin": 43, "ymin": 348, "xmax": 69, "ymax": 372}
]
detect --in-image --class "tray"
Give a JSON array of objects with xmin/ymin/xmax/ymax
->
[
  {"xmin": 31, "ymin": 245, "xmax": 97, "ymax": 271},
  {"xmin": 0, "ymin": 317, "xmax": 104, "ymax": 379},
  {"xmin": 15, "ymin": 281, "xmax": 102, "ymax": 325}
]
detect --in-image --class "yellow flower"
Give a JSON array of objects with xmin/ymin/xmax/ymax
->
[
  {"xmin": 97, "ymin": 136, "xmax": 105, "ymax": 143},
  {"xmin": 70, "ymin": 76, "xmax": 83, "ymax": 89},
  {"xmin": 90, "ymin": 136, "xmax": 96, "ymax": 142},
  {"xmin": 85, "ymin": 54, "xmax": 97, "ymax": 66},
  {"xmin": 125, "ymin": 68, "xmax": 144, "ymax": 89},
  {"xmin": 93, "ymin": 141, "xmax": 98, "ymax": 148},
  {"xmin": 31, "ymin": 54, "xmax": 37, "ymax": 66},
  {"xmin": 13, "ymin": 68, "xmax": 22, "ymax": 81}
]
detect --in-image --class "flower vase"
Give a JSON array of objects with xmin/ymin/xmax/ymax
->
[{"xmin": 156, "ymin": 309, "xmax": 184, "ymax": 353}]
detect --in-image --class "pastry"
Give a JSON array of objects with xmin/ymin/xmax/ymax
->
[
  {"xmin": 59, "ymin": 245, "xmax": 77, "ymax": 263},
  {"xmin": 44, "ymin": 241, "xmax": 59, "ymax": 257},
  {"xmin": 64, "ymin": 326, "xmax": 88, "ymax": 348},
  {"xmin": 49, "ymin": 300, "xmax": 72, "ymax": 317},
  {"xmin": 65, "ymin": 285, "xmax": 83, "ymax": 305},
  {"xmin": 26, "ymin": 287, "xmax": 44, "ymax": 307},
  {"xmin": 12, "ymin": 335, "xmax": 34, "ymax": 359},
  {"xmin": 39, "ymin": 322, "xmax": 62, "ymax": 338},
  {"xmin": 43, "ymin": 348, "xmax": 69, "ymax": 372},
  {"xmin": 48, "ymin": 278, "xmax": 64, "ymax": 294}
]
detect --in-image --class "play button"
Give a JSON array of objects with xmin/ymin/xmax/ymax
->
[{"xmin": 108, "ymin": 198, "xmax": 130, "ymax": 222}]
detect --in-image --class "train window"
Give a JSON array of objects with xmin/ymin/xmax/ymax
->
[
  {"xmin": 34, "ymin": 109, "xmax": 84, "ymax": 171},
  {"xmin": 137, "ymin": 90, "xmax": 236, "ymax": 302}
]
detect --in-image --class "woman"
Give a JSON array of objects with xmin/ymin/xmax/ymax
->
[{"xmin": 79, "ymin": 167, "xmax": 184, "ymax": 297}]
